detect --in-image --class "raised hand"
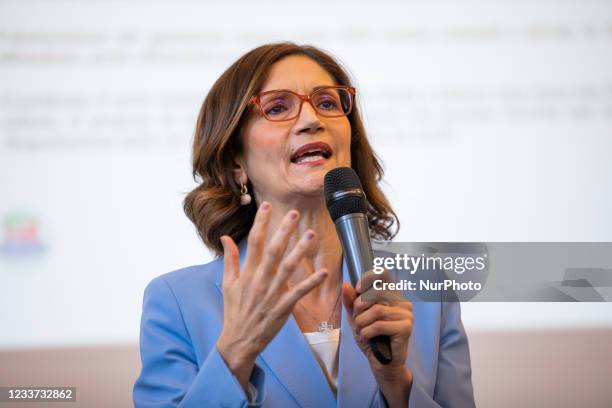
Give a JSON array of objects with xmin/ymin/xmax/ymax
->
[{"xmin": 216, "ymin": 202, "xmax": 328, "ymax": 392}]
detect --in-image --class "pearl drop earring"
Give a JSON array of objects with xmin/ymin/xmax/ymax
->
[{"xmin": 240, "ymin": 182, "xmax": 252, "ymax": 206}]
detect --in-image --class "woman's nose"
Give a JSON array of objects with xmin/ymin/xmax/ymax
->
[{"xmin": 295, "ymin": 101, "xmax": 324, "ymax": 133}]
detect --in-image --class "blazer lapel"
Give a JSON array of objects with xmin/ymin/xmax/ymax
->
[
  {"xmin": 214, "ymin": 240, "xmax": 336, "ymax": 408},
  {"xmin": 337, "ymin": 259, "xmax": 378, "ymax": 408},
  {"xmin": 259, "ymin": 314, "xmax": 337, "ymax": 407}
]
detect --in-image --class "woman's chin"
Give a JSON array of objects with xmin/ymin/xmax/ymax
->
[
  {"xmin": 288, "ymin": 179, "xmax": 326, "ymax": 198},
  {"xmin": 286, "ymin": 160, "xmax": 349, "ymax": 197}
]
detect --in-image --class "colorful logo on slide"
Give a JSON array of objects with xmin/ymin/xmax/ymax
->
[{"xmin": 0, "ymin": 211, "xmax": 46, "ymax": 257}]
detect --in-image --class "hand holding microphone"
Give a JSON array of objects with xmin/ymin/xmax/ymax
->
[{"xmin": 325, "ymin": 168, "xmax": 414, "ymax": 379}]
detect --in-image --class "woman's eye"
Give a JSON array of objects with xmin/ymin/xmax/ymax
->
[
  {"xmin": 265, "ymin": 103, "xmax": 287, "ymax": 116},
  {"xmin": 318, "ymin": 98, "xmax": 338, "ymax": 110}
]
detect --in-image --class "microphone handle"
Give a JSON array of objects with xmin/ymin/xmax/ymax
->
[{"xmin": 335, "ymin": 214, "xmax": 393, "ymax": 365}]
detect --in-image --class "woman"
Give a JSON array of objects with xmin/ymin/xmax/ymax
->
[{"xmin": 134, "ymin": 43, "xmax": 475, "ymax": 407}]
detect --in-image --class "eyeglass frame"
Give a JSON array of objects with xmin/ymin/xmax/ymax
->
[{"xmin": 249, "ymin": 85, "xmax": 356, "ymax": 122}]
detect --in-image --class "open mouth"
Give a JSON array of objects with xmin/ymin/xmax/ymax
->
[{"xmin": 290, "ymin": 142, "xmax": 333, "ymax": 165}]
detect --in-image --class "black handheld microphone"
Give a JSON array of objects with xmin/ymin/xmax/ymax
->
[{"xmin": 324, "ymin": 167, "xmax": 392, "ymax": 365}]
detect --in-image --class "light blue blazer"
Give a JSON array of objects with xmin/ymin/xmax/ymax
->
[{"xmin": 134, "ymin": 243, "xmax": 475, "ymax": 407}]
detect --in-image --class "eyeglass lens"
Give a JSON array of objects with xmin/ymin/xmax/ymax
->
[{"xmin": 259, "ymin": 88, "xmax": 351, "ymax": 121}]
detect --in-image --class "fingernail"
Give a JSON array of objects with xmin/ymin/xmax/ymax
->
[
  {"xmin": 290, "ymin": 210, "xmax": 299, "ymax": 220},
  {"xmin": 220, "ymin": 236, "xmax": 227, "ymax": 249},
  {"xmin": 260, "ymin": 202, "xmax": 270, "ymax": 210},
  {"xmin": 306, "ymin": 231, "xmax": 315, "ymax": 240}
]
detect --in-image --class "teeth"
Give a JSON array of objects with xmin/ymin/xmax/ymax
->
[
  {"xmin": 295, "ymin": 154, "xmax": 324, "ymax": 164},
  {"xmin": 291, "ymin": 146, "xmax": 331, "ymax": 163}
]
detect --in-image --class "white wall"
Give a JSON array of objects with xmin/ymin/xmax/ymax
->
[{"xmin": 1, "ymin": 0, "xmax": 612, "ymax": 348}]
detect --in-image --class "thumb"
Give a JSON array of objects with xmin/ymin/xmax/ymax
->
[{"xmin": 341, "ymin": 282, "xmax": 357, "ymax": 327}]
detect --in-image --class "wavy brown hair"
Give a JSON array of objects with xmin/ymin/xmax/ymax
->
[{"xmin": 184, "ymin": 42, "xmax": 399, "ymax": 256}]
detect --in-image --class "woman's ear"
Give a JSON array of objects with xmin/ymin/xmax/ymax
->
[{"xmin": 232, "ymin": 158, "xmax": 248, "ymax": 186}]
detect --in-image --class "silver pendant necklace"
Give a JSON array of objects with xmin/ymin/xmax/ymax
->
[{"xmin": 297, "ymin": 289, "xmax": 342, "ymax": 333}]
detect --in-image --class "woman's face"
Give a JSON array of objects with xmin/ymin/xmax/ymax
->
[{"xmin": 239, "ymin": 55, "xmax": 352, "ymax": 204}]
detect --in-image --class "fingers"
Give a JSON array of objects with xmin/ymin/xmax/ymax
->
[
  {"xmin": 353, "ymin": 295, "xmax": 375, "ymax": 317},
  {"xmin": 273, "ymin": 269, "xmax": 328, "ymax": 315},
  {"xmin": 244, "ymin": 201, "xmax": 271, "ymax": 268},
  {"xmin": 359, "ymin": 319, "xmax": 413, "ymax": 341},
  {"xmin": 354, "ymin": 303, "xmax": 411, "ymax": 333},
  {"xmin": 258, "ymin": 209, "xmax": 300, "ymax": 279},
  {"xmin": 221, "ymin": 236, "xmax": 240, "ymax": 290},
  {"xmin": 267, "ymin": 229, "xmax": 316, "ymax": 295},
  {"xmin": 353, "ymin": 300, "xmax": 413, "ymax": 341}
]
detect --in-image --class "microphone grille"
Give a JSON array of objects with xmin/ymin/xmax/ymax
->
[
  {"xmin": 324, "ymin": 167, "xmax": 367, "ymax": 221},
  {"xmin": 324, "ymin": 167, "xmax": 362, "ymax": 196}
]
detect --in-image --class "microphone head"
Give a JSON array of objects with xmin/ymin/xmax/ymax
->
[{"xmin": 324, "ymin": 167, "xmax": 367, "ymax": 221}]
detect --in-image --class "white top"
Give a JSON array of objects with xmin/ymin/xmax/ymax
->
[{"xmin": 302, "ymin": 328, "xmax": 341, "ymax": 395}]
